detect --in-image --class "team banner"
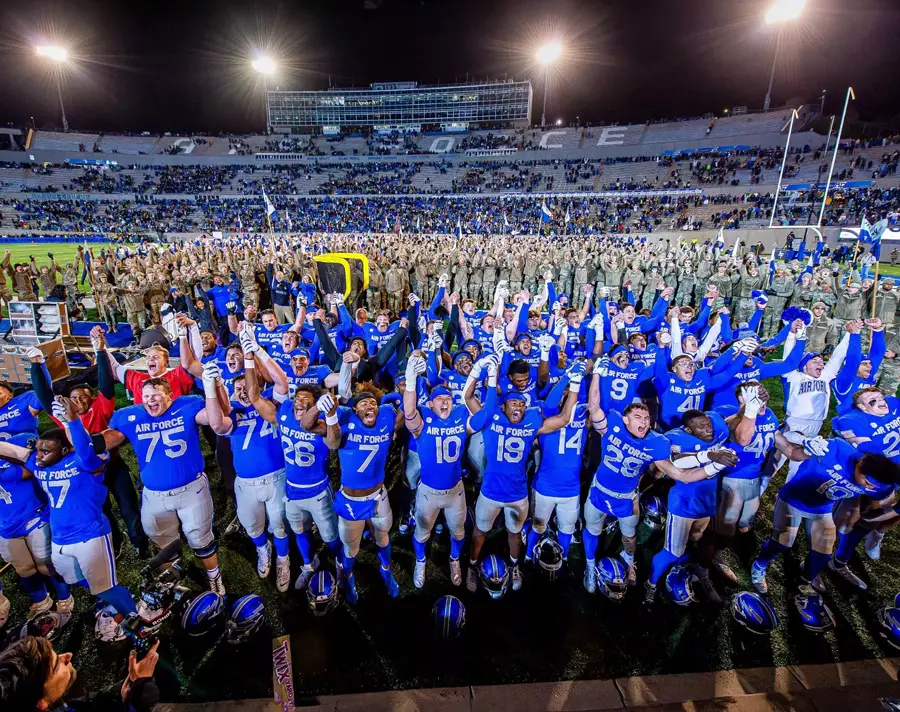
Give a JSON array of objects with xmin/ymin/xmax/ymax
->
[{"xmin": 272, "ymin": 635, "xmax": 295, "ymax": 712}]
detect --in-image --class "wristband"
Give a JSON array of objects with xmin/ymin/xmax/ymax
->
[
  {"xmin": 703, "ymin": 461, "xmax": 725, "ymax": 476},
  {"xmin": 255, "ymin": 348, "xmax": 270, "ymax": 363},
  {"xmin": 203, "ymin": 380, "xmax": 218, "ymax": 399},
  {"xmin": 540, "ymin": 350, "xmax": 550, "ymax": 362},
  {"xmin": 244, "ymin": 359, "xmax": 256, "ymax": 371},
  {"xmin": 696, "ymin": 450, "xmax": 711, "ymax": 465},
  {"xmin": 325, "ymin": 413, "xmax": 338, "ymax": 426},
  {"xmin": 405, "ymin": 379, "xmax": 417, "ymax": 393}
]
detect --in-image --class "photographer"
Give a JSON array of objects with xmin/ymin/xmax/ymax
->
[{"xmin": 0, "ymin": 636, "xmax": 159, "ymax": 711}]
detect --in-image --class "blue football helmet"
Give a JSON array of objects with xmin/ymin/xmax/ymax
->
[
  {"xmin": 879, "ymin": 607, "xmax": 900, "ymax": 650},
  {"xmin": 665, "ymin": 565, "xmax": 697, "ymax": 606},
  {"xmin": 894, "ymin": 592, "xmax": 900, "ymax": 609},
  {"xmin": 731, "ymin": 592, "xmax": 779, "ymax": 634},
  {"xmin": 596, "ymin": 557, "xmax": 628, "ymax": 601},
  {"xmin": 181, "ymin": 591, "xmax": 225, "ymax": 637},
  {"xmin": 480, "ymin": 555, "xmax": 509, "ymax": 600},
  {"xmin": 432, "ymin": 595, "xmax": 466, "ymax": 640},
  {"xmin": 640, "ymin": 494, "xmax": 667, "ymax": 531},
  {"xmin": 307, "ymin": 571, "xmax": 339, "ymax": 617},
  {"xmin": 226, "ymin": 595, "xmax": 264, "ymax": 645},
  {"xmin": 794, "ymin": 593, "xmax": 835, "ymax": 633}
]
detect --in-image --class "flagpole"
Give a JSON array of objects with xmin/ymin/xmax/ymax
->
[
  {"xmin": 817, "ymin": 87, "xmax": 855, "ymax": 228},
  {"xmin": 851, "ymin": 214, "xmax": 866, "ymax": 267},
  {"xmin": 769, "ymin": 108, "xmax": 799, "ymax": 228}
]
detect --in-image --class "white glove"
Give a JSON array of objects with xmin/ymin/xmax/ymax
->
[
  {"xmin": 417, "ymin": 314, "xmax": 427, "ymax": 332},
  {"xmin": 543, "ymin": 271, "xmax": 553, "ymax": 282},
  {"xmin": 802, "ymin": 436, "xmax": 830, "ymax": 458},
  {"xmin": 739, "ymin": 338, "xmax": 759, "ymax": 355},
  {"xmin": 176, "ymin": 319, "xmax": 188, "ymax": 338},
  {"xmin": 599, "ymin": 286, "xmax": 610, "ymax": 298},
  {"xmin": 595, "ymin": 357, "xmax": 610, "ymax": 378},
  {"xmin": 201, "ymin": 362, "xmax": 221, "ymax": 391},
  {"xmin": 659, "ymin": 332, "xmax": 672, "ymax": 346},
  {"xmin": 439, "ymin": 273, "xmax": 449, "ymax": 288},
  {"xmin": 51, "ymin": 399, "xmax": 67, "ymax": 422},
  {"xmin": 316, "ymin": 394, "xmax": 335, "ymax": 414},
  {"xmin": 588, "ymin": 314, "xmax": 604, "ymax": 333},
  {"xmin": 794, "ymin": 325, "xmax": 808, "ymax": 340},
  {"xmin": 429, "ymin": 331, "xmax": 444, "ymax": 352},
  {"xmin": 239, "ymin": 324, "xmax": 258, "ymax": 354},
  {"xmin": 553, "ymin": 317, "xmax": 566, "ymax": 336},
  {"xmin": 25, "ymin": 346, "xmax": 44, "ymax": 362},
  {"xmin": 538, "ymin": 333, "xmax": 555, "ymax": 355},
  {"xmin": 551, "ymin": 300, "xmax": 561, "ymax": 313},
  {"xmin": 486, "ymin": 353, "xmax": 501, "ymax": 380},
  {"xmin": 741, "ymin": 385, "xmax": 762, "ymax": 418},
  {"xmin": 408, "ymin": 293, "xmax": 420, "ymax": 305},
  {"xmin": 404, "ymin": 356, "xmax": 426, "ymax": 389},
  {"xmin": 470, "ymin": 356, "xmax": 488, "ymax": 379}
]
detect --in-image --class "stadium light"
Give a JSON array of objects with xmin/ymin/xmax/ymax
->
[
  {"xmin": 251, "ymin": 56, "xmax": 277, "ymax": 75},
  {"xmin": 765, "ymin": 0, "xmax": 805, "ymax": 25},
  {"xmin": 251, "ymin": 56, "xmax": 277, "ymax": 134},
  {"xmin": 35, "ymin": 45, "xmax": 70, "ymax": 132},
  {"xmin": 555, "ymin": 118, "xmax": 563, "ymax": 126},
  {"xmin": 536, "ymin": 42, "xmax": 563, "ymax": 128},
  {"xmin": 762, "ymin": 0, "xmax": 804, "ymax": 112}
]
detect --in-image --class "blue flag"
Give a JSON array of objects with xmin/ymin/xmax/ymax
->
[
  {"xmin": 871, "ymin": 218, "xmax": 888, "ymax": 261},
  {"xmin": 540, "ymin": 200, "xmax": 552, "ymax": 224}
]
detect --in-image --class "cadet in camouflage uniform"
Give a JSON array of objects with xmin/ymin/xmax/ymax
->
[
  {"xmin": 94, "ymin": 273, "xmax": 119, "ymax": 333},
  {"xmin": 239, "ymin": 262, "xmax": 260, "ymax": 309},
  {"xmin": 61, "ymin": 261, "xmax": 79, "ymax": 312},
  {"xmin": 832, "ymin": 273, "xmax": 868, "ymax": 332},
  {"xmin": 384, "ymin": 262, "xmax": 407, "ymax": 315},
  {"xmin": 0, "ymin": 251, "xmax": 12, "ymax": 304},
  {"xmin": 878, "ymin": 326, "xmax": 900, "ymax": 395},
  {"xmin": 734, "ymin": 262, "xmax": 765, "ymax": 324},
  {"xmin": 34, "ymin": 255, "xmax": 61, "ymax": 297},
  {"xmin": 694, "ymin": 254, "xmax": 714, "ymax": 305},
  {"xmin": 763, "ymin": 266, "xmax": 795, "ymax": 338},
  {"xmin": 600, "ymin": 253, "xmax": 623, "ymax": 303},
  {"xmin": 523, "ymin": 255, "xmax": 538, "ymax": 296},
  {"xmin": 8, "ymin": 260, "xmax": 37, "ymax": 301},
  {"xmin": 622, "ymin": 259, "xmax": 644, "ymax": 303},
  {"xmin": 468, "ymin": 257, "xmax": 482, "ymax": 306},
  {"xmin": 805, "ymin": 301, "xmax": 838, "ymax": 351},
  {"xmin": 453, "ymin": 255, "xmax": 470, "ymax": 299},
  {"xmin": 509, "ymin": 257, "xmax": 523, "ymax": 295},
  {"xmin": 497, "ymin": 256, "xmax": 511, "ymax": 298},
  {"xmin": 367, "ymin": 258, "xmax": 384, "ymax": 310},
  {"xmin": 639, "ymin": 266, "xmax": 662, "ymax": 311},
  {"xmin": 117, "ymin": 278, "xmax": 147, "ymax": 338},
  {"xmin": 145, "ymin": 272, "xmax": 168, "ymax": 325},
  {"xmin": 792, "ymin": 273, "xmax": 816, "ymax": 312},
  {"xmin": 573, "ymin": 258, "xmax": 589, "ymax": 305},
  {"xmin": 481, "ymin": 259, "xmax": 497, "ymax": 308},
  {"xmin": 556, "ymin": 259, "xmax": 573, "ymax": 299},
  {"xmin": 675, "ymin": 264, "xmax": 696, "ymax": 306},
  {"xmin": 707, "ymin": 262, "xmax": 734, "ymax": 312},
  {"xmin": 869, "ymin": 278, "xmax": 900, "ymax": 328},
  {"xmin": 412, "ymin": 260, "xmax": 427, "ymax": 300}
]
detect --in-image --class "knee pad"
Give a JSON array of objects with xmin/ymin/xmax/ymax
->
[{"xmin": 193, "ymin": 540, "xmax": 218, "ymax": 560}]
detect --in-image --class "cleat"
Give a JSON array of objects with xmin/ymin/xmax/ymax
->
[
  {"xmin": 224, "ymin": 516, "xmax": 241, "ymax": 537},
  {"xmin": 275, "ymin": 555, "xmax": 291, "ymax": 593},
  {"xmin": 449, "ymin": 559, "xmax": 462, "ymax": 587},
  {"xmin": 511, "ymin": 564, "xmax": 522, "ymax": 592},
  {"xmin": 414, "ymin": 560, "xmax": 426, "ymax": 589},
  {"xmin": 712, "ymin": 553, "xmax": 739, "ymax": 584},
  {"xmin": 643, "ymin": 581, "xmax": 656, "ymax": 608},
  {"xmin": 209, "ymin": 572, "xmax": 226, "ymax": 595},
  {"xmin": 584, "ymin": 564, "xmax": 597, "ymax": 594},
  {"xmin": 28, "ymin": 595, "xmax": 53, "ymax": 619},
  {"xmin": 294, "ymin": 555, "xmax": 319, "ymax": 591},
  {"xmin": 800, "ymin": 560, "xmax": 826, "ymax": 594},
  {"xmin": 466, "ymin": 566, "xmax": 479, "ymax": 593},
  {"xmin": 0, "ymin": 592, "xmax": 9, "ymax": 628},
  {"xmin": 695, "ymin": 577, "xmax": 722, "ymax": 604},
  {"xmin": 382, "ymin": 570, "xmax": 400, "ymax": 598},
  {"xmin": 55, "ymin": 596, "xmax": 75, "ymax": 627},
  {"xmin": 750, "ymin": 561, "xmax": 768, "ymax": 594},
  {"xmin": 257, "ymin": 541, "xmax": 273, "ymax": 579},
  {"xmin": 344, "ymin": 574, "xmax": 359, "ymax": 605},
  {"xmin": 828, "ymin": 559, "xmax": 867, "ymax": 590},
  {"xmin": 624, "ymin": 563, "xmax": 637, "ymax": 586},
  {"xmin": 865, "ymin": 531, "xmax": 884, "ymax": 560}
]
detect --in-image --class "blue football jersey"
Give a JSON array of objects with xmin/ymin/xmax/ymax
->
[
  {"xmin": 497, "ymin": 377, "xmax": 538, "ymax": 408},
  {"xmin": 226, "ymin": 398, "xmax": 285, "ymax": 479},
  {"xmin": 592, "ymin": 410, "xmax": 670, "ymax": 497},
  {"xmin": 337, "ymin": 405, "xmax": 396, "ymax": 490},
  {"xmin": 256, "ymin": 324, "xmax": 292, "ymax": 352},
  {"xmin": 833, "ymin": 398, "xmax": 900, "ymax": 464},
  {"xmin": 0, "ymin": 435, "xmax": 47, "ymax": 539},
  {"xmin": 534, "ymin": 402, "xmax": 588, "ymax": 499},
  {"xmin": 0, "ymin": 391, "xmax": 41, "ymax": 440},
  {"xmin": 27, "ymin": 421, "xmax": 109, "ymax": 545},
  {"xmin": 110, "ymin": 396, "xmax": 206, "ymax": 491},
  {"xmin": 598, "ymin": 362, "xmax": 651, "ymax": 414},
  {"xmin": 719, "ymin": 408, "xmax": 780, "ymax": 480},
  {"xmin": 414, "ymin": 404, "xmax": 469, "ymax": 490},
  {"xmin": 779, "ymin": 438, "xmax": 894, "ymax": 514},
  {"xmin": 664, "ymin": 411, "xmax": 729, "ymax": 518},
  {"xmin": 481, "ymin": 407, "xmax": 542, "ymax": 502},
  {"xmin": 276, "ymin": 399, "xmax": 331, "ymax": 498},
  {"xmin": 285, "ymin": 364, "xmax": 332, "ymax": 399},
  {"xmin": 656, "ymin": 370, "xmax": 715, "ymax": 431}
]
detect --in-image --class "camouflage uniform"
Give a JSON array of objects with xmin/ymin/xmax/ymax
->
[
  {"xmin": 763, "ymin": 273, "xmax": 795, "ymax": 338},
  {"xmin": 94, "ymin": 279, "xmax": 118, "ymax": 332},
  {"xmin": 870, "ymin": 284, "xmax": 900, "ymax": 327},
  {"xmin": 675, "ymin": 267, "xmax": 696, "ymax": 307},
  {"xmin": 708, "ymin": 268, "xmax": 734, "ymax": 312},
  {"xmin": 384, "ymin": 265, "xmax": 406, "ymax": 315},
  {"xmin": 240, "ymin": 264, "xmax": 260, "ymax": 309},
  {"xmin": 468, "ymin": 262, "xmax": 483, "ymax": 307},
  {"xmin": 806, "ymin": 313, "xmax": 838, "ymax": 352},
  {"xmin": 481, "ymin": 263, "xmax": 496, "ymax": 308},
  {"xmin": 508, "ymin": 259, "xmax": 523, "ymax": 296},
  {"xmin": 523, "ymin": 257, "xmax": 538, "ymax": 296},
  {"xmin": 454, "ymin": 261, "xmax": 471, "ymax": 298},
  {"xmin": 367, "ymin": 262, "xmax": 385, "ymax": 311},
  {"xmin": 735, "ymin": 265, "xmax": 765, "ymax": 324},
  {"xmin": 792, "ymin": 281, "xmax": 816, "ymax": 312},
  {"xmin": 118, "ymin": 284, "xmax": 147, "ymax": 338},
  {"xmin": 694, "ymin": 259, "xmax": 714, "ymax": 305},
  {"xmin": 600, "ymin": 256, "xmax": 624, "ymax": 303}
]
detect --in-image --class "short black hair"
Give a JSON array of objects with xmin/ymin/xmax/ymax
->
[
  {"xmin": 681, "ymin": 409, "xmax": 707, "ymax": 427},
  {"xmin": 624, "ymin": 402, "xmax": 650, "ymax": 416},
  {"xmin": 859, "ymin": 453, "xmax": 900, "ymax": 487},
  {"xmin": 39, "ymin": 428, "xmax": 69, "ymax": 449},
  {"xmin": 65, "ymin": 382, "xmax": 92, "ymax": 397},
  {"xmin": 507, "ymin": 359, "xmax": 530, "ymax": 377}
]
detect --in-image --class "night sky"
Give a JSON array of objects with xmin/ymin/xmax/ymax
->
[{"xmin": 1, "ymin": 0, "xmax": 899, "ymax": 135}]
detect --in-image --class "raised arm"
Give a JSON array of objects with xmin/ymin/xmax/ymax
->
[
  {"xmin": 402, "ymin": 354, "xmax": 426, "ymax": 439},
  {"xmin": 53, "ymin": 398, "xmax": 105, "ymax": 472},
  {"xmin": 537, "ymin": 368, "xmax": 582, "ymax": 435}
]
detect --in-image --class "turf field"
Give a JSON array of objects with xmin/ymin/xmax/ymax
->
[{"xmin": 1, "ymin": 374, "xmax": 899, "ymax": 704}]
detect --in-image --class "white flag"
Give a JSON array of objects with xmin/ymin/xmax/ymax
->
[
  {"xmin": 285, "ymin": 210, "xmax": 293, "ymax": 232},
  {"xmin": 262, "ymin": 189, "xmax": 276, "ymax": 218}
]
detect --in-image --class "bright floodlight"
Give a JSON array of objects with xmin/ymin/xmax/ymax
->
[
  {"xmin": 35, "ymin": 45, "xmax": 68, "ymax": 62},
  {"xmin": 536, "ymin": 42, "xmax": 562, "ymax": 65},
  {"xmin": 765, "ymin": 0, "xmax": 805, "ymax": 25},
  {"xmin": 252, "ymin": 57, "xmax": 277, "ymax": 75}
]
